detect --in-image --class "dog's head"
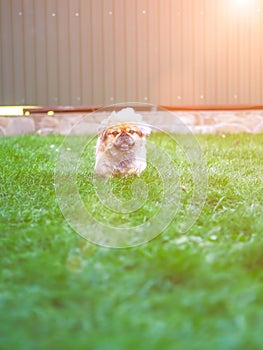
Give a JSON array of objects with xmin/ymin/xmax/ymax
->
[
  {"xmin": 100, "ymin": 124, "xmax": 150, "ymax": 152},
  {"xmin": 95, "ymin": 108, "xmax": 151, "ymax": 176}
]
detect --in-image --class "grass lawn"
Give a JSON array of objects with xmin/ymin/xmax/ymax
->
[{"xmin": 1, "ymin": 133, "xmax": 263, "ymax": 350}]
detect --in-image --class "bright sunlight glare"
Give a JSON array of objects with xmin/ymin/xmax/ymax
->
[
  {"xmin": 229, "ymin": 0, "xmax": 259, "ymax": 17},
  {"xmin": 235, "ymin": 0, "xmax": 250, "ymax": 6},
  {"xmin": 233, "ymin": 0, "xmax": 257, "ymax": 9}
]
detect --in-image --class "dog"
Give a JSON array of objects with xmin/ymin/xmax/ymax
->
[{"xmin": 95, "ymin": 108, "xmax": 151, "ymax": 177}]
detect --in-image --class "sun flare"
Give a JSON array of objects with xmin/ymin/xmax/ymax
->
[{"xmin": 233, "ymin": 0, "xmax": 256, "ymax": 9}]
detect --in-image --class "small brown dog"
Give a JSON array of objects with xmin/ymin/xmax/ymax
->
[{"xmin": 95, "ymin": 108, "xmax": 151, "ymax": 177}]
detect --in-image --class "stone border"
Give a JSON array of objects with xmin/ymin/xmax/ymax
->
[{"xmin": 0, "ymin": 110, "xmax": 263, "ymax": 136}]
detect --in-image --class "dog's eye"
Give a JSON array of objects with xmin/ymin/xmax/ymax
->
[
  {"xmin": 111, "ymin": 131, "xmax": 119, "ymax": 136},
  {"xmin": 128, "ymin": 130, "xmax": 136, "ymax": 135}
]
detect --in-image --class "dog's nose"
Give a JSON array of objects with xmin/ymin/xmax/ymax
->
[
  {"xmin": 114, "ymin": 130, "xmax": 134, "ymax": 150},
  {"xmin": 118, "ymin": 131, "xmax": 130, "ymax": 141}
]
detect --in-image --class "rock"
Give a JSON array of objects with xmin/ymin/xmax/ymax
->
[
  {"xmin": 0, "ymin": 126, "xmax": 6, "ymax": 136},
  {"xmin": 5, "ymin": 117, "xmax": 35, "ymax": 135},
  {"xmin": 0, "ymin": 117, "xmax": 10, "ymax": 127},
  {"xmin": 215, "ymin": 123, "xmax": 250, "ymax": 134},
  {"xmin": 254, "ymin": 121, "xmax": 263, "ymax": 133}
]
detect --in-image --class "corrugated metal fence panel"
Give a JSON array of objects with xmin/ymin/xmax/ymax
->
[
  {"xmin": 12, "ymin": 0, "xmax": 24, "ymax": 104},
  {"xmin": 1, "ymin": 0, "xmax": 14, "ymax": 104},
  {"xmin": 34, "ymin": 0, "xmax": 47, "ymax": 104},
  {"xmin": 57, "ymin": 0, "xmax": 70, "ymax": 105},
  {"xmin": 80, "ymin": 0, "xmax": 93, "ymax": 105},
  {"xmin": 0, "ymin": 0, "xmax": 263, "ymax": 106}
]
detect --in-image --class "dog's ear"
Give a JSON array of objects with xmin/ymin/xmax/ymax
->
[
  {"xmin": 100, "ymin": 128, "xmax": 107, "ymax": 141},
  {"xmin": 139, "ymin": 126, "xmax": 151, "ymax": 138}
]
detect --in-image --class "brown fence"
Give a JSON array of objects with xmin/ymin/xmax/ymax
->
[{"xmin": 0, "ymin": 0, "xmax": 263, "ymax": 106}]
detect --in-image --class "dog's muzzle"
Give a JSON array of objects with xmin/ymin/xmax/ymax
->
[{"xmin": 114, "ymin": 132, "xmax": 135, "ymax": 151}]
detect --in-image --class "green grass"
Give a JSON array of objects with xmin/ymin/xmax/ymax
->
[{"xmin": 1, "ymin": 133, "xmax": 263, "ymax": 350}]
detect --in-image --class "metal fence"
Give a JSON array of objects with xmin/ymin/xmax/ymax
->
[{"xmin": 0, "ymin": 0, "xmax": 263, "ymax": 106}]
